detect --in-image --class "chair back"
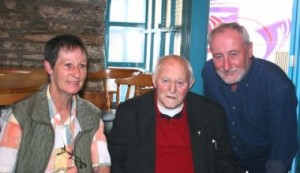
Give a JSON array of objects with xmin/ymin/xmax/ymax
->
[
  {"xmin": 82, "ymin": 68, "xmax": 141, "ymax": 110},
  {"xmin": 115, "ymin": 73, "xmax": 154, "ymax": 107},
  {"xmin": 0, "ymin": 67, "xmax": 47, "ymax": 106}
]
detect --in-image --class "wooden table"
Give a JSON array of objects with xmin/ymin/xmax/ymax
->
[{"xmin": 0, "ymin": 66, "xmax": 48, "ymax": 106}]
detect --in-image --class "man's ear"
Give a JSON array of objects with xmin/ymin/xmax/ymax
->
[
  {"xmin": 248, "ymin": 42, "xmax": 253, "ymax": 58},
  {"xmin": 152, "ymin": 75, "xmax": 157, "ymax": 88},
  {"xmin": 44, "ymin": 60, "xmax": 53, "ymax": 75},
  {"xmin": 189, "ymin": 79, "xmax": 195, "ymax": 89}
]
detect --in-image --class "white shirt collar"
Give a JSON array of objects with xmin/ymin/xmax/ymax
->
[{"xmin": 157, "ymin": 103, "xmax": 184, "ymax": 117}]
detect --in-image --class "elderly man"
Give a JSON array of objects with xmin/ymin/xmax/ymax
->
[{"xmin": 108, "ymin": 55, "xmax": 242, "ymax": 173}]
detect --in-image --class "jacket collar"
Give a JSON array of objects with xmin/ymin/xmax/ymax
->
[{"xmin": 31, "ymin": 86, "xmax": 95, "ymax": 132}]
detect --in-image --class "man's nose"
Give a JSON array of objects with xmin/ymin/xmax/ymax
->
[
  {"xmin": 223, "ymin": 56, "xmax": 232, "ymax": 70},
  {"xmin": 169, "ymin": 81, "xmax": 177, "ymax": 93}
]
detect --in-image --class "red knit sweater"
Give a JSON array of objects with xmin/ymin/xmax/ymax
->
[{"xmin": 155, "ymin": 103, "xmax": 195, "ymax": 173}]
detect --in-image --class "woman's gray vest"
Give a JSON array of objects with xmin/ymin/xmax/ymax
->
[{"xmin": 11, "ymin": 87, "xmax": 101, "ymax": 173}]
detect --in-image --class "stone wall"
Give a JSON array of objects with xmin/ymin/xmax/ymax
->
[{"xmin": 0, "ymin": 0, "xmax": 106, "ymax": 71}]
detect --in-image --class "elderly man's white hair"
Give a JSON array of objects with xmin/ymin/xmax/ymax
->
[{"xmin": 153, "ymin": 54, "xmax": 194, "ymax": 83}]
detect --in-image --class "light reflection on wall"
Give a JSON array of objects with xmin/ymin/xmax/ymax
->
[{"xmin": 208, "ymin": 0, "xmax": 293, "ymax": 63}]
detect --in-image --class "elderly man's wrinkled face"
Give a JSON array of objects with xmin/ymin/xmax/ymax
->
[
  {"xmin": 153, "ymin": 58, "xmax": 193, "ymax": 109},
  {"xmin": 210, "ymin": 29, "xmax": 253, "ymax": 85}
]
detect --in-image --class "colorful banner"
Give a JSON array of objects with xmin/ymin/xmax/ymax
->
[{"xmin": 208, "ymin": 0, "xmax": 293, "ymax": 63}]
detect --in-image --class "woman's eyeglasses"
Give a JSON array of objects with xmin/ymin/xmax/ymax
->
[{"xmin": 57, "ymin": 145, "xmax": 87, "ymax": 169}]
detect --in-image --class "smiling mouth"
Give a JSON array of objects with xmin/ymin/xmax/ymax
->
[
  {"xmin": 68, "ymin": 81, "xmax": 80, "ymax": 84},
  {"xmin": 224, "ymin": 73, "xmax": 235, "ymax": 77}
]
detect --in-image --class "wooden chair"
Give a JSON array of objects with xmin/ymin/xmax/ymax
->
[
  {"xmin": 82, "ymin": 68, "xmax": 141, "ymax": 110},
  {"xmin": 82, "ymin": 68, "xmax": 141, "ymax": 136},
  {"xmin": 0, "ymin": 86, "xmax": 44, "ymax": 106},
  {"xmin": 115, "ymin": 73, "xmax": 154, "ymax": 107},
  {"xmin": 0, "ymin": 67, "xmax": 48, "ymax": 106}
]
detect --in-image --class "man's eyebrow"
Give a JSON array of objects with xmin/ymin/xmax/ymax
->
[{"xmin": 228, "ymin": 49, "xmax": 239, "ymax": 54}]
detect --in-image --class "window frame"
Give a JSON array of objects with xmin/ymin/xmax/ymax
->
[{"xmin": 105, "ymin": 0, "xmax": 190, "ymax": 72}]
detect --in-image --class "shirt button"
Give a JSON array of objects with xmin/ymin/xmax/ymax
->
[
  {"xmin": 232, "ymin": 135, "xmax": 236, "ymax": 139},
  {"xmin": 232, "ymin": 106, "xmax": 236, "ymax": 110},
  {"xmin": 197, "ymin": 130, "xmax": 201, "ymax": 135},
  {"xmin": 232, "ymin": 121, "xmax": 236, "ymax": 125},
  {"xmin": 234, "ymin": 147, "xmax": 238, "ymax": 151}
]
